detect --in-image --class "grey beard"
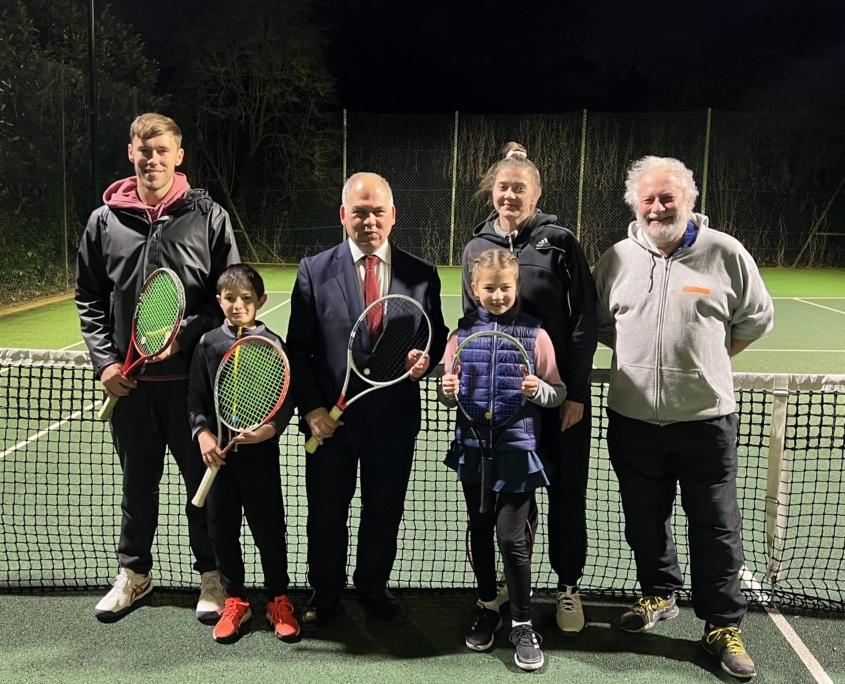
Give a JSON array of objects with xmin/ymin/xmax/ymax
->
[{"xmin": 638, "ymin": 213, "xmax": 689, "ymax": 247}]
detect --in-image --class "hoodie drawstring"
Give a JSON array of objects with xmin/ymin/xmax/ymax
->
[{"xmin": 648, "ymin": 254, "xmax": 656, "ymax": 293}]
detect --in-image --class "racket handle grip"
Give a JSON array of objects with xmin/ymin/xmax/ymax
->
[
  {"xmin": 480, "ymin": 458, "xmax": 493, "ymax": 514},
  {"xmin": 304, "ymin": 405, "xmax": 345, "ymax": 454},
  {"xmin": 97, "ymin": 396, "xmax": 118, "ymax": 421},
  {"xmin": 192, "ymin": 466, "xmax": 220, "ymax": 508}
]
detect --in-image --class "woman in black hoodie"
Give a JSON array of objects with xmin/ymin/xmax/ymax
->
[{"xmin": 460, "ymin": 143, "xmax": 598, "ymax": 635}]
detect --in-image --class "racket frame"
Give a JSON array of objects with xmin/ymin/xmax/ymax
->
[
  {"xmin": 303, "ymin": 294, "xmax": 432, "ymax": 453},
  {"xmin": 97, "ymin": 268, "xmax": 186, "ymax": 421},
  {"xmin": 192, "ymin": 335, "xmax": 291, "ymax": 507},
  {"xmin": 451, "ymin": 330, "xmax": 532, "ymax": 514}
]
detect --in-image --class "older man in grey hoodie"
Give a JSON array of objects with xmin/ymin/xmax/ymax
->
[{"xmin": 594, "ymin": 156, "xmax": 773, "ymax": 680}]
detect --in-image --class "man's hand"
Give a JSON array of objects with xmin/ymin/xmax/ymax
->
[
  {"xmin": 406, "ymin": 350, "xmax": 430, "ymax": 379},
  {"xmin": 198, "ymin": 429, "xmax": 226, "ymax": 468},
  {"xmin": 147, "ymin": 337, "xmax": 181, "ymax": 363},
  {"xmin": 232, "ymin": 425, "xmax": 277, "ymax": 446},
  {"xmin": 100, "ymin": 362, "xmax": 136, "ymax": 400},
  {"xmin": 560, "ymin": 400, "xmax": 584, "ymax": 430},
  {"xmin": 305, "ymin": 407, "xmax": 344, "ymax": 446},
  {"xmin": 519, "ymin": 364, "xmax": 539, "ymax": 398}
]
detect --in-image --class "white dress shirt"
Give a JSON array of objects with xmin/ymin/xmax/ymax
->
[{"xmin": 347, "ymin": 239, "xmax": 392, "ymax": 305}]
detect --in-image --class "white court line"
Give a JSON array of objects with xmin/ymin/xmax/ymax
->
[
  {"xmin": 773, "ymin": 297, "xmax": 845, "ymax": 300},
  {"xmin": 740, "ymin": 566, "xmax": 834, "ymax": 684},
  {"xmin": 60, "ymin": 341, "xmax": 85, "ymax": 350},
  {"xmin": 593, "ymin": 348, "xmax": 845, "ymax": 353},
  {"xmin": 794, "ymin": 299, "xmax": 845, "ymax": 316},
  {"xmin": 263, "ymin": 298, "xmax": 291, "ymax": 316},
  {"xmin": 0, "ymin": 403, "xmax": 97, "ymax": 461}
]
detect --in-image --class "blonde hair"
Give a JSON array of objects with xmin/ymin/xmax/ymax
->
[
  {"xmin": 475, "ymin": 142, "xmax": 542, "ymax": 203},
  {"xmin": 129, "ymin": 113, "xmax": 183, "ymax": 146},
  {"xmin": 471, "ymin": 248, "xmax": 521, "ymax": 286},
  {"xmin": 624, "ymin": 156, "xmax": 698, "ymax": 213}
]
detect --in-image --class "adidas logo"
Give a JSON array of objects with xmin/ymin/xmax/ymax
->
[{"xmin": 535, "ymin": 238, "xmax": 551, "ymax": 250}]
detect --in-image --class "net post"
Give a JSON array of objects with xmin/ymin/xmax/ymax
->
[{"xmin": 764, "ymin": 374, "xmax": 791, "ymax": 586}]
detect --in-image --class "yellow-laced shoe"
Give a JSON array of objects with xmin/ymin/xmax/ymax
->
[
  {"xmin": 701, "ymin": 626, "xmax": 757, "ymax": 679},
  {"xmin": 619, "ymin": 595, "xmax": 679, "ymax": 633}
]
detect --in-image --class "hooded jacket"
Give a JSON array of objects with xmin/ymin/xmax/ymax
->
[
  {"xmin": 76, "ymin": 175, "xmax": 240, "ymax": 379},
  {"xmin": 594, "ymin": 213, "xmax": 774, "ymax": 425},
  {"xmin": 461, "ymin": 211, "xmax": 597, "ymax": 404}
]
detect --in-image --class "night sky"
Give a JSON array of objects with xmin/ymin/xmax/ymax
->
[{"xmin": 111, "ymin": 0, "xmax": 845, "ymax": 113}]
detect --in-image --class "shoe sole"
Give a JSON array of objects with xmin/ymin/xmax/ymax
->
[
  {"xmin": 514, "ymin": 652, "xmax": 545, "ymax": 671},
  {"xmin": 266, "ymin": 610, "xmax": 301, "ymax": 642},
  {"xmin": 214, "ymin": 614, "xmax": 253, "ymax": 644},
  {"xmin": 555, "ymin": 623, "xmax": 585, "ymax": 638},
  {"xmin": 197, "ymin": 609, "xmax": 222, "ymax": 626},
  {"xmin": 619, "ymin": 605, "xmax": 680, "ymax": 633},
  {"xmin": 94, "ymin": 584, "xmax": 153, "ymax": 624}
]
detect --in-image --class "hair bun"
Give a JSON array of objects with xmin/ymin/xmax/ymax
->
[{"xmin": 503, "ymin": 142, "xmax": 528, "ymax": 160}]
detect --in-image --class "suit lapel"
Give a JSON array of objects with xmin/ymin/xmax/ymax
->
[
  {"xmin": 333, "ymin": 241, "xmax": 364, "ymax": 320},
  {"xmin": 388, "ymin": 245, "xmax": 408, "ymax": 296}
]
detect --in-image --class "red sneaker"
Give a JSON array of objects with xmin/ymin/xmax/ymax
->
[
  {"xmin": 213, "ymin": 597, "xmax": 252, "ymax": 644},
  {"xmin": 266, "ymin": 594, "xmax": 300, "ymax": 641}
]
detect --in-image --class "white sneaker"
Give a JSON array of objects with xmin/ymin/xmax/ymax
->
[
  {"xmin": 94, "ymin": 568, "xmax": 152, "ymax": 623},
  {"xmin": 197, "ymin": 570, "xmax": 226, "ymax": 624},
  {"xmin": 556, "ymin": 586, "xmax": 585, "ymax": 635}
]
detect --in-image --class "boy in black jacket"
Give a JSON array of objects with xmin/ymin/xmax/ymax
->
[{"xmin": 187, "ymin": 264, "xmax": 298, "ymax": 644}]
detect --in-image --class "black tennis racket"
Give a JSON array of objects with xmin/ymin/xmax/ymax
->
[
  {"xmin": 304, "ymin": 294, "xmax": 432, "ymax": 453},
  {"xmin": 452, "ymin": 330, "xmax": 533, "ymax": 513}
]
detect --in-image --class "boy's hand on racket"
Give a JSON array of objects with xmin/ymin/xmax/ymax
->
[
  {"xmin": 198, "ymin": 429, "xmax": 226, "ymax": 468},
  {"xmin": 147, "ymin": 337, "xmax": 181, "ymax": 363},
  {"xmin": 519, "ymin": 364, "xmax": 539, "ymax": 398},
  {"xmin": 406, "ymin": 350, "xmax": 430, "ymax": 379},
  {"xmin": 232, "ymin": 425, "xmax": 277, "ymax": 446},
  {"xmin": 100, "ymin": 362, "xmax": 137, "ymax": 399},
  {"xmin": 305, "ymin": 407, "xmax": 344, "ymax": 445},
  {"xmin": 560, "ymin": 400, "xmax": 584, "ymax": 430}
]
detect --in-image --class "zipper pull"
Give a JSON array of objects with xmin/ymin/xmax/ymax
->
[{"xmin": 508, "ymin": 233, "xmax": 514, "ymax": 253}]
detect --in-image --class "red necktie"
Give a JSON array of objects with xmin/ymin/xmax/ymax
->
[{"xmin": 364, "ymin": 255, "xmax": 382, "ymax": 339}]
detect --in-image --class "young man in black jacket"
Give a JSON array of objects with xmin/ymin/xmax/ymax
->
[{"xmin": 76, "ymin": 113, "xmax": 239, "ymax": 623}]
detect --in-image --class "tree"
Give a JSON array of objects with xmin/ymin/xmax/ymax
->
[{"xmin": 176, "ymin": 0, "xmax": 337, "ymax": 260}]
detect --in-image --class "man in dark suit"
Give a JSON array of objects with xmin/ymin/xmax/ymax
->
[{"xmin": 288, "ymin": 172, "xmax": 448, "ymax": 630}]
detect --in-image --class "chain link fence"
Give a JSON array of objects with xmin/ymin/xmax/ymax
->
[{"xmin": 2, "ymin": 106, "xmax": 844, "ymax": 307}]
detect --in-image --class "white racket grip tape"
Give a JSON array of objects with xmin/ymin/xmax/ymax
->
[
  {"xmin": 304, "ymin": 405, "xmax": 346, "ymax": 453},
  {"xmin": 192, "ymin": 465, "xmax": 220, "ymax": 508},
  {"xmin": 97, "ymin": 395, "xmax": 118, "ymax": 421}
]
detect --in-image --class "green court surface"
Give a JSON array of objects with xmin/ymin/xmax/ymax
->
[{"xmin": 1, "ymin": 266, "xmax": 844, "ymax": 684}]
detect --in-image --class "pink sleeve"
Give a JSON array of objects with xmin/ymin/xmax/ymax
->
[
  {"xmin": 443, "ymin": 331, "xmax": 458, "ymax": 371},
  {"xmin": 533, "ymin": 329, "xmax": 565, "ymax": 387}
]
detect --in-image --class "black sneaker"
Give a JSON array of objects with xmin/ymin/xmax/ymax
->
[
  {"xmin": 465, "ymin": 602, "xmax": 502, "ymax": 651},
  {"xmin": 301, "ymin": 590, "xmax": 341, "ymax": 632},
  {"xmin": 509, "ymin": 624, "xmax": 544, "ymax": 671},
  {"xmin": 358, "ymin": 588, "xmax": 409, "ymax": 625}
]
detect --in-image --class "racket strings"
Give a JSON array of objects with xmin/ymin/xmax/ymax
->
[
  {"xmin": 216, "ymin": 341, "xmax": 288, "ymax": 430},
  {"xmin": 134, "ymin": 272, "xmax": 183, "ymax": 355},
  {"xmin": 351, "ymin": 298, "xmax": 430, "ymax": 383}
]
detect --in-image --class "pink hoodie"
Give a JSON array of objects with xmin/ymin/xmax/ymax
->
[{"xmin": 103, "ymin": 172, "xmax": 191, "ymax": 223}]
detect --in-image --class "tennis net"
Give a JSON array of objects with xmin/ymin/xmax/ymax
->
[{"xmin": 1, "ymin": 348, "xmax": 843, "ymax": 611}]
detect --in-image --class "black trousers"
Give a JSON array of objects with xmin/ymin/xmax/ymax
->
[
  {"xmin": 464, "ymin": 485, "xmax": 534, "ymax": 623},
  {"xmin": 109, "ymin": 380, "xmax": 216, "ymax": 576},
  {"xmin": 607, "ymin": 409, "xmax": 747, "ymax": 627},
  {"xmin": 305, "ymin": 433, "xmax": 415, "ymax": 596},
  {"xmin": 206, "ymin": 443, "xmax": 289, "ymax": 600},
  {"xmin": 538, "ymin": 401, "xmax": 591, "ymax": 588}
]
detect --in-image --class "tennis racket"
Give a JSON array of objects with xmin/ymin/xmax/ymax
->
[
  {"xmin": 304, "ymin": 293, "xmax": 432, "ymax": 453},
  {"xmin": 97, "ymin": 268, "xmax": 185, "ymax": 420},
  {"xmin": 192, "ymin": 335, "xmax": 291, "ymax": 507},
  {"xmin": 452, "ymin": 330, "xmax": 532, "ymax": 514}
]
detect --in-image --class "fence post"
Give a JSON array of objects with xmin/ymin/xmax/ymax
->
[
  {"xmin": 448, "ymin": 111, "xmax": 459, "ymax": 266},
  {"xmin": 701, "ymin": 107, "xmax": 712, "ymax": 214},
  {"xmin": 576, "ymin": 109, "xmax": 588, "ymax": 240},
  {"xmin": 342, "ymin": 108, "xmax": 347, "ymax": 240},
  {"xmin": 61, "ymin": 69, "xmax": 69, "ymax": 288}
]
